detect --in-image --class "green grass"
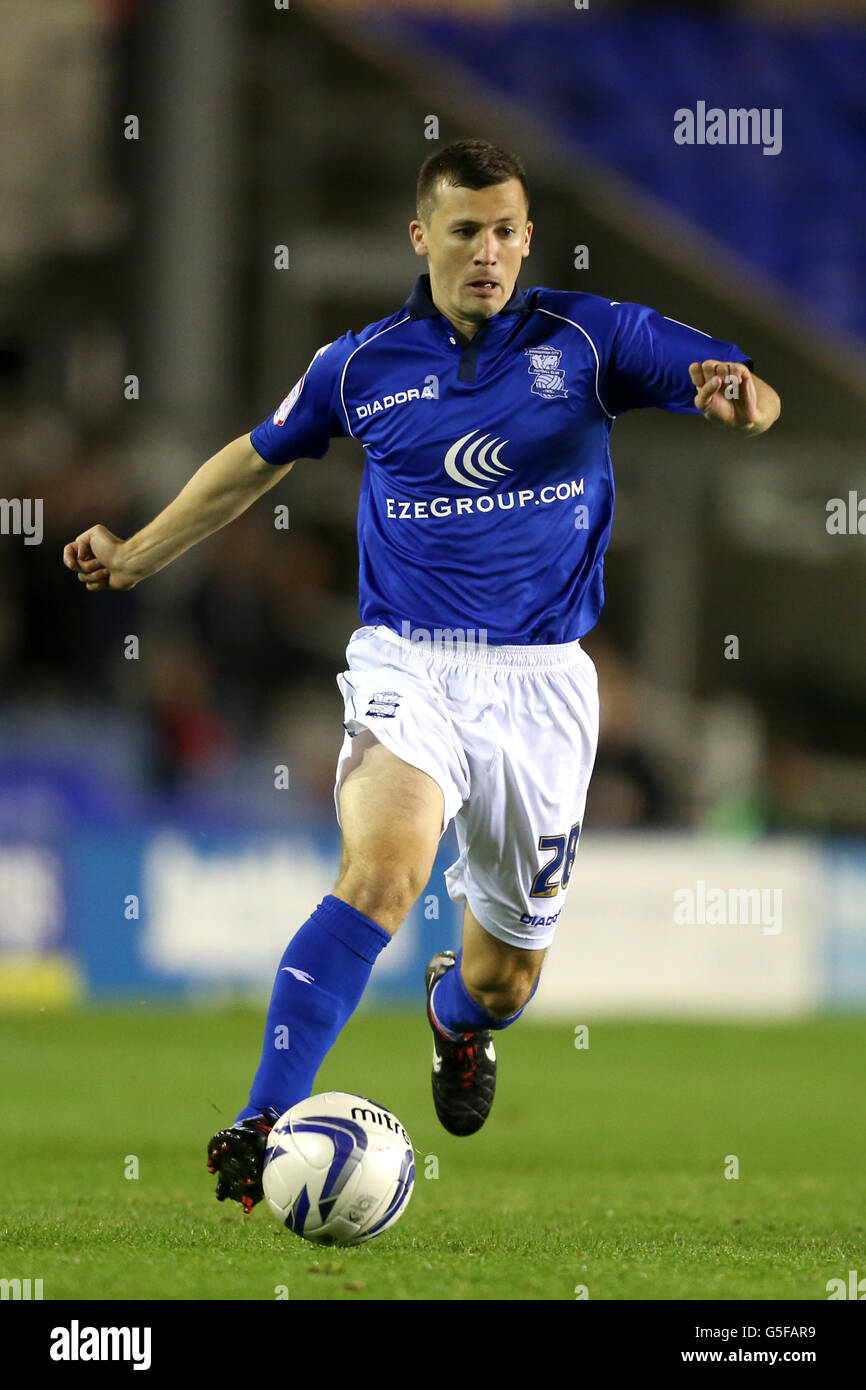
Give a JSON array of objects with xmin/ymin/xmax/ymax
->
[{"xmin": 1, "ymin": 1006, "xmax": 864, "ymax": 1300}]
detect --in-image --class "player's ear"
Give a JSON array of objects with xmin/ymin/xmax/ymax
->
[
  {"xmin": 522, "ymin": 220, "xmax": 533, "ymax": 258},
  {"xmin": 409, "ymin": 219, "xmax": 428, "ymax": 258}
]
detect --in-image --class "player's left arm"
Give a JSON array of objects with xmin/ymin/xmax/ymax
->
[{"xmin": 688, "ymin": 359, "xmax": 781, "ymax": 436}]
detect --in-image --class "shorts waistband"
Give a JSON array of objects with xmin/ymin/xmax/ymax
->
[{"xmin": 366, "ymin": 624, "xmax": 587, "ymax": 670}]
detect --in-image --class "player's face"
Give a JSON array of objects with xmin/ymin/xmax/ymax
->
[{"xmin": 410, "ymin": 178, "xmax": 532, "ymax": 336}]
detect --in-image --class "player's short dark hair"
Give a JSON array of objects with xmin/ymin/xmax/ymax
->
[{"xmin": 416, "ymin": 139, "xmax": 529, "ymax": 221}]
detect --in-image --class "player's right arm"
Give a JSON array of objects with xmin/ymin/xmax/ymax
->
[
  {"xmin": 64, "ymin": 333, "xmax": 355, "ymax": 592},
  {"xmin": 63, "ymin": 433, "xmax": 295, "ymax": 592}
]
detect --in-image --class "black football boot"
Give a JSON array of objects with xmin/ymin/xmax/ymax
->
[{"xmin": 425, "ymin": 950, "xmax": 497, "ymax": 1137}]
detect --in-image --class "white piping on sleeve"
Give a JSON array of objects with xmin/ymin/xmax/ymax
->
[
  {"xmin": 339, "ymin": 315, "xmax": 412, "ymax": 437},
  {"xmin": 661, "ymin": 313, "xmax": 713, "ymax": 339},
  {"xmin": 535, "ymin": 306, "xmax": 616, "ymax": 421}
]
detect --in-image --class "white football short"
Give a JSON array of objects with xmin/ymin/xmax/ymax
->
[{"xmin": 333, "ymin": 624, "xmax": 599, "ymax": 950}]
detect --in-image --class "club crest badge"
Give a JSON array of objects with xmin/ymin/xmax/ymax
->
[
  {"xmin": 525, "ymin": 345, "xmax": 568, "ymax": 400},
  {"xmin": 365, "ymin": 690, "xmax": 402, "ymax": 719}
]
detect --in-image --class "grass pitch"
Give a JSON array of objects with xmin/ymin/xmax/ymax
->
[{"xmin": 1, "ymin": 1006, "xmax": 864, "ymax": 1301}]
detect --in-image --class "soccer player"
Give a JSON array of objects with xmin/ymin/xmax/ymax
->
[{"xmin": 63, "ymin": 140, "xmax": 780, "ymax": 1213}]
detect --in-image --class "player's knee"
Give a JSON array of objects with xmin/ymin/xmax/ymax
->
[
  {"xmin": 469, "ymin": 971, "xmax": 537, "ymax": 1020},
  {"xmin": 333, "ymin": 858, "xmax": 427, "ymax": 935}
]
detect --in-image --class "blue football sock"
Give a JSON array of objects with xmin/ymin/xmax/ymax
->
[
  {"xmin": 234, "ymin": 894, "xmax": 390, "ymax": 1125},
  {"xmin": 429, "ymin": 947, "xmax": 540, "ymax": 1040}
]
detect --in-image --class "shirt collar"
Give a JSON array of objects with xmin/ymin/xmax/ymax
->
[{"xmin": 405, "ymin": 273, "xmax": 530, "ymax": 322}]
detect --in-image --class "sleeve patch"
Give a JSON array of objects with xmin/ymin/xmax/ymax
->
[{"xmin": 273, "ymin": 377, "xmax": 304, "ymax": 426}]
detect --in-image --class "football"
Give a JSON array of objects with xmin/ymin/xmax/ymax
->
[{"xmin": 262, "ymin": 1091, "xmax": 416, "ymax": 1246}]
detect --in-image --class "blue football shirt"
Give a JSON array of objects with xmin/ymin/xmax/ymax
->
[{"xmin": 250, "ymin": 275, "xmax": 752, "ymax": 645}]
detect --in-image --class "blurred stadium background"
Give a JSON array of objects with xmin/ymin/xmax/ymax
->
[{"xmin": 2, "ymin": 0, "xmax": 866, "ymax": 1021}]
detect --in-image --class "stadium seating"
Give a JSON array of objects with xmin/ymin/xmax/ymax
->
[{"xmin": 376, "ymin": 11, "xmax": 866, "ymax": 342}]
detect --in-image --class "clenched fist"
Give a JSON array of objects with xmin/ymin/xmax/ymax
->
[{"xmin": 62, "ymin": 526, "xmax": 140, "ymax": 592}]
